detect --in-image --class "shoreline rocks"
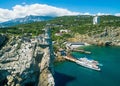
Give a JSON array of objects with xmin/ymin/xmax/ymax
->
[{"xmin": 72, "ymin": 28, "xmax": 120, "ymax": 46}]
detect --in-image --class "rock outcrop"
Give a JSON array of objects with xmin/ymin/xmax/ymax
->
[
  {"xmin": 38, "ymin": 27, "xmax": 55, "ymax": 86},
  {"xmin": 0, "ymin": 36, "xmax": 40, "ymax": 86},
  {"xmin": 38, "ymin": 47, "xmax": 55, "ymax": 86},
  {"xmin": 73, "ymin": 27, "xmax": 120, "ymax": 46},
  {"xmin": 0, "ymin": 27, "xmax": 55, "ymax": 86}
]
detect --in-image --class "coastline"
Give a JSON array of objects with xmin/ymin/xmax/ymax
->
[{"xmin": 54, "ymin": 46, "xmax": 120, "ymax": 86}]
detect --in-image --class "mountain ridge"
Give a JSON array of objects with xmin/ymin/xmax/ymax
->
[{"xmin": 0, "ymin": 15, "xmax": 55, "ymax": 27}]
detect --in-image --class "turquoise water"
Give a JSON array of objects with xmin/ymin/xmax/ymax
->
[{"xmin": 54, "ymin": 46, "xmax": 120, "ymax": 86}]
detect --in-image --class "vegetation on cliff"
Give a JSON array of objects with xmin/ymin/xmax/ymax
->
[
  {"xmin": 0, "ymin": 15, "xmax": 120, "ymax": 86},
  {"xmin": 0, "ymin": 15, "xmax": 120, "ymax": 46},
  {"xmin": 0, "ymin": 15, "xmax": 120, "ymax": 35}
]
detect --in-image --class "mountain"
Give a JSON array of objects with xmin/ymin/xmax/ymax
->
[{"xmin": 0, "ymin": 15, "xmax": 54, "ymax": 27}]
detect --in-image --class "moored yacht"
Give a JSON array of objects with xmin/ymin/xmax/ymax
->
[{"xmin": 76, "ymin": 57, "xmax": 101, "ymax": 71}]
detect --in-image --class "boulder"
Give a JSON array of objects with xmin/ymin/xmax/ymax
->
[{"xmin": 105, "ymin": 41, "xmax": 112, "ymax": 46}]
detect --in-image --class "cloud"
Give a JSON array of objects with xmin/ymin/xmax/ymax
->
[
  {"xmin": 95, "ymin": 12, "xmax": 110, "ymax": 16},
  {"xmin": 0, "ymin": 3, "xmax": 80, "ymax": 22},
  {"xmin": 0, "ymin": 8, "xmax": 13, "ymax": 22},
  {"xmin": 0, "ymin": 3, "xmax": 118, "ymax": 23},
  {"xmin": 115, "ymin": 13, "xmax": 120, "ymax": 16}
]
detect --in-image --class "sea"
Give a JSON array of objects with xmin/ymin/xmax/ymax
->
[{"xmin": 54, "ymin": 46, "xmax": 120, "ymax": 86}]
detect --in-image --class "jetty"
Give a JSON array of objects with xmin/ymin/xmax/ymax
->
[
  {"xmin": 71, "ymin": 49, "xmax": 91, "ymax": 54},
  {"xmin": 64, "ymin": 55, "xmax": 76, "ymax": 62}
]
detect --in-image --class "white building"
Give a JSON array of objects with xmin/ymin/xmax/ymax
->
[
  {"xmin": 93, "ymin": 16, "xmax": 100, "ymax": 25},
  {"xmin": 66, "ymin": 42, "xmax": 85, "ymax": 49},
  {"xmin": 60, "ymin": 29, "xmax": 70, "ymax": 33},
  {"xmin": 55, "ymin": 33, "xmax": 62, "ymax": 36}
]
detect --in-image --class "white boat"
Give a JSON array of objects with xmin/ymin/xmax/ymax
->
[{"xmin": 76, "ymin": 57, "xmax": 101, "ymax": 71}]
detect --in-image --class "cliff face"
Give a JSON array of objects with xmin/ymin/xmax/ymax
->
[
  {"xmin": 0, "ymin": 34, "xmax": 55, "ymax": 86},
  {"xmin": 0, "ymin": 36, "xmax": 39, "ymax": 86},
  {"xmin": 73, "ymin": 27, "xmax": 120, "ymax": 46},
  {"xmin": 38, "ymin": 47, "xmax": 55, "ymax": 86},
  {"xmin": 38, "ymin": 28, "xmax": 55, "ymax": 86}
]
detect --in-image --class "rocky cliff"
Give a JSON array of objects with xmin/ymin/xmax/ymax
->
[
  {"xmin": 72, "ymin": 27, "xmax": 120, "ymax": 46},
  {"xmin": 0, "ymin": 35, "xmax": 55, "ymax": 86},
  {"xmin": 38, "ymin": 47, "xmax": 55, "ymax": 86}
]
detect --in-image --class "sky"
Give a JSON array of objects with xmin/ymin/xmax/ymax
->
[{"xmin": 0, "ymin": 0, "xmax": 120, "ymax": 22}]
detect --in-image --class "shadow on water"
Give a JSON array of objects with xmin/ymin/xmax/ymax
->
[{"xmin": 54, "ymin": 71, "xmax": 76, "ymax": 86}]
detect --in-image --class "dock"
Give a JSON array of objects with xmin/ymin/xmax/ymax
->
[
  {"xmin": 64, "ymin": 55, "xmax": 77, "ymax": 62},
  {"xmin": 71, "ymin": 49, "xmax": 91, "ymax": 54}
]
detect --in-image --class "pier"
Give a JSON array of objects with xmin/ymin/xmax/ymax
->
[
  {"xmin": 64, "ymin": 55, "xmax": 77, "ymax": 62},
  {"xmin": 71, "ymin": 49, "xmax": 91, "ymax": 54}
]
